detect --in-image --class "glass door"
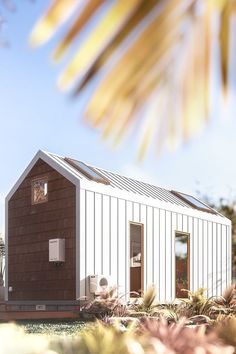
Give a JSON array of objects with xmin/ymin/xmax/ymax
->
[
  {"xmin": 130, "ymin": 223, "xmax": 143, "ymax": 296},
  {"xmin": 175, "ymin": 232, "xmax": 189, "ymax": 298}
]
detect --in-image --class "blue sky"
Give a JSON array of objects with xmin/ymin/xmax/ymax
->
[{"xmin": 0, "ymin": 2, "xmax": 236, "ymax": 234}]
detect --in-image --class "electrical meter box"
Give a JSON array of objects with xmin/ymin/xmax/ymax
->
[{"xmin": 49, "ymin": 238, "xmax": 65, "ymax": 262}]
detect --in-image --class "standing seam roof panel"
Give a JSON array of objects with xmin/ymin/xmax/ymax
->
[
  {"xmin": 96, "ymin": 166, "xmax": 190, "ymax": 207},
  {"xmin": 51, "ymin": 153, "xmax": 200, "ymax": 210}
]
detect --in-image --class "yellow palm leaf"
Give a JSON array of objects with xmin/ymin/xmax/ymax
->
[
  {"xmin": 74, "ymin": 0, "xmax": 161, "ymax": 94},
  {"xmin": 58, "ymin": 0, "xmax": 143, "ymax": 90},
  {"xmin": 86, "ymin": 0, "xmax": 191, "ymax": 124},
  {"xmin": 30, "ymin": 0, "xmax": 236, "ymax": 158},
  {"xmin": 30, "ymin": 0, "xmax": 79, "ymax": 47},
  {"xmin": 53, "ymin": 0, "xmax": 105, "ymax": 60},
  {"xmin": 219, "ymin": 1, "xmax": 232, "ymax": 95}
]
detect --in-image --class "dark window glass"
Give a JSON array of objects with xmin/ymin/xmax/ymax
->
[
  {"xmin": 171, "ymin": 191, "xmax": 216, "ymax": 213},
  {"xmin": 64, "ymin": 158, "xmax": 110, "ymax": 185},
  {"xmin": 175, "ymin": 233, "xmax": 189, "ymax": 298}
]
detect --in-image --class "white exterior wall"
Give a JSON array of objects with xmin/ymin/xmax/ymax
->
[
  {"xmin": 5, "ymin": 151, "xmax": 232, "ymax": 303},
  {"xmin": 79, "ymin": 187, "xmax": 231, "ymax": 301}
]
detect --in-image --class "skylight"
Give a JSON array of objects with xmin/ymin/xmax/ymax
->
[
  {"xmin": 171, "ymin": 191, "xmax": 216, "ymax": 214},
  {"xmin": 64, "ymin": 158, "xmax": 110, "ymax": 185}
]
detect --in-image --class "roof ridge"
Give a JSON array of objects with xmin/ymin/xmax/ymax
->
[{"xmin": 46, "ymin": 151, "xmax": 219, "ymax": 215}]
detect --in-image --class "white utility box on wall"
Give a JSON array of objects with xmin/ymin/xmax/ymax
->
[
  {"xmin": 89, "ymin": 275, "xmax": 110, "ymax": 294},
  {"xmin": 49, "ymin": 238, "xmax": 65, "ymax": 262}
]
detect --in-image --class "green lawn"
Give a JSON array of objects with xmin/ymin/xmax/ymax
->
[{"xmin": 18, "ymin": 319, "xmax": 87, "ymax": 336}]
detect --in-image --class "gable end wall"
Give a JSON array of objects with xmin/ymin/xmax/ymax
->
[{"xmin": 7, "ymin": 159, "xmax": 76, "ymax": 301}]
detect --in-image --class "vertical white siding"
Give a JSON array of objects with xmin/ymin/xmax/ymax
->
[
  {"xmin": 198, "ymin": 219, "xmax": 203, "ymax": 288},
  {"xmin": 217, "ymin": 224, "xmax": 222, "ymax": 296},
  {"xmin": 221, "ymin": 224, "xmax": 227, "ymax": 293},
  {"xmin": 140, "ymin": 204, "xmax": 147, "ymax": 291},
  {"xmin": 94, "ymin": 193, "xmax": 102, "ymax": 275},
  {"xmin": 126, "ymin": 201, "xmax": 133, "ymax": 295},
  {"xmin": 133, "ymin": 202, "xmax": 140, "ymax": 222},
  {"xmin": 118, "ymin": 199, "xmax": 126, "ymax": 295},
  {"xmin": 177, "ymin": 214, "xmax": 183, "ymax": 231},
  {"xmin": 188, "ymin": 216, "xmax": 193, "ymax": 292},
  {"xmin": 85, "ymin": 191, "xmax": 95, "ymax": 294},
  {"xmin": 79, "ymin": 189, "xmax": 86, "ymax": 297},
  {"xmin": 207, "ymin": 222, "xmax": 213, "ymax": 296},
  {"xmin": 171, "ymin": 212, "xmax": 177, "ymax": 300},
  {"xmin": 212, "ymin": 223, "xmax": 217, "ymax": 296},
  {"xmin": 110, "ymin": 197, "xmax": 118, "ymax": 287},
  {"xmin": 183, "ymin": 215, "xmax": 188, "ymax": 232},
  {"xmin": 102, "ymin": 195, "xmax": 110, "ymax": 276},
  {"xmin": 146, "ymin": 206, "xmax": 153, "ymax": 287},
  {"xmin": 165, "ymin": 211, "xmax": 171, "ymax": 300},
  {"xmin": 203, "ymin": 220, "xmax": 208, "ymax": 290},
  {"xmin": 153, "ymin": 208, "xmax": 160, "ymax": 298},
  {"xmin": 193, "ymin": 218, "xmax": 198, "ymax": 291},
  {"xmin": 79, "ymin": 188, "xmax": 231, "ymax": 300},
  {"xmin": 159, "ymin": 209, "xmax": 166, "ymax": 301}
]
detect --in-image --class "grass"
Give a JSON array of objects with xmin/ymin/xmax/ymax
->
[{"xmin": 17, "ymin": 319, "xmax": 87, "ymax": 336}]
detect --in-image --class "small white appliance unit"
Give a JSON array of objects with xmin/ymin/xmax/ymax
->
[
  {"xmin": 49, "ymin": 238, "xmax": 65, "ymax": 262},
  {"xmin": 89, "ymin": 275, "xmax": 110, "ymax": 294}
]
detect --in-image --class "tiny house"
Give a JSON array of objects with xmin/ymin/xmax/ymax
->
[{"xmin": 5, "ymin": 150, "xmax": 231, "ymax": 309}]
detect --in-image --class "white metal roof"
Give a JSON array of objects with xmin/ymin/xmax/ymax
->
[
  {"xmin": 48, "ymin": 152, "xmax": 218, "ymax": 214},
  {"xmin": 5, "ymin": 150, "xmax": 227, "ymax": 223}
]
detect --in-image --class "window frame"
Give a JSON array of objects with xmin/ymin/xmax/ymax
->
[
  {"xmin": 129, "ymin": 221, "xmax": 144, "ymax": 295},
  {"xmin": 175, "ymin": 231, "xmax": 190, "ymax": 298},
  {"xmin": 31, "ymin": 176, "xmax": 48, "ymax": 205},
  {"xmin": 64, "ymin": 157, "xmax": 110, "ymax": 185},
  {"xmin": 171, "ymin": 190, "xmax": 216, "ymax": 214}
]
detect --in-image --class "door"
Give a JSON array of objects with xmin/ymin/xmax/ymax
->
[
  {"xmin": 130, "ymin": 223, "xmax": 143, "ymax": 296},
  {"xmin": 175, "ymin": 232, "xmax": 190, "ymax": 298}
]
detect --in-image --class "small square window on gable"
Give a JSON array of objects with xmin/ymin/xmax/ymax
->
[{"xmin": 31, "ymin": 177, "xmax": 48, "ymax": 205}]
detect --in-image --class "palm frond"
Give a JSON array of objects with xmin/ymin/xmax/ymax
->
[
  {"xmin": 219, "ymin": 1, "xmax": 234, "ymax": 96},
  {"xmin": 30, "ymin": 0, "xmax": 80, "ymax": 47},
  {"xmin": 30, "ymin": 0, "xmax": 235, "ymax": 158},
  {"xmin": 58, "ymin": 0, "xmax": 144, "ymax": 90},
  {"xmin": 53, "ymin": 0, "xmax": 105, "ymax": 61}
]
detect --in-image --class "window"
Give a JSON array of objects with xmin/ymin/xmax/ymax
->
[
  {"xmin": 171, "ymin": 190, "xmax": 216, "ymax": 214},
  {"xmin": 130, "ymin": 223, "xmax": 143, "ymax": 296},
  {"xmin": 64, "ymin": 157, "xmax": 110, "ymax": 185},
  {"xmin": 31, "ymin": 177, "xmax": 48, "ymax": 205},
  {"xmin": 175, "ymin": 232, "xmax": 189, "ymax": 298}
]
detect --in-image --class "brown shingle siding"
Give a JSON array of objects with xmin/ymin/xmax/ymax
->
[{"xmin": 8, "ymin": 159, "xmax": 76, "ymax": 301}]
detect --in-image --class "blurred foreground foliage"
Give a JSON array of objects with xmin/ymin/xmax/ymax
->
[
  {"xmin": 30, "ymin": 0, "xmax": 236, "ymax": 158},
  {"xmin": 0, "ymin": 314, "xmax": 235, "ymax": 354},
  {"xmin": 3, "ymin": 286, "xmax": 236, "ymax": 353}
]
